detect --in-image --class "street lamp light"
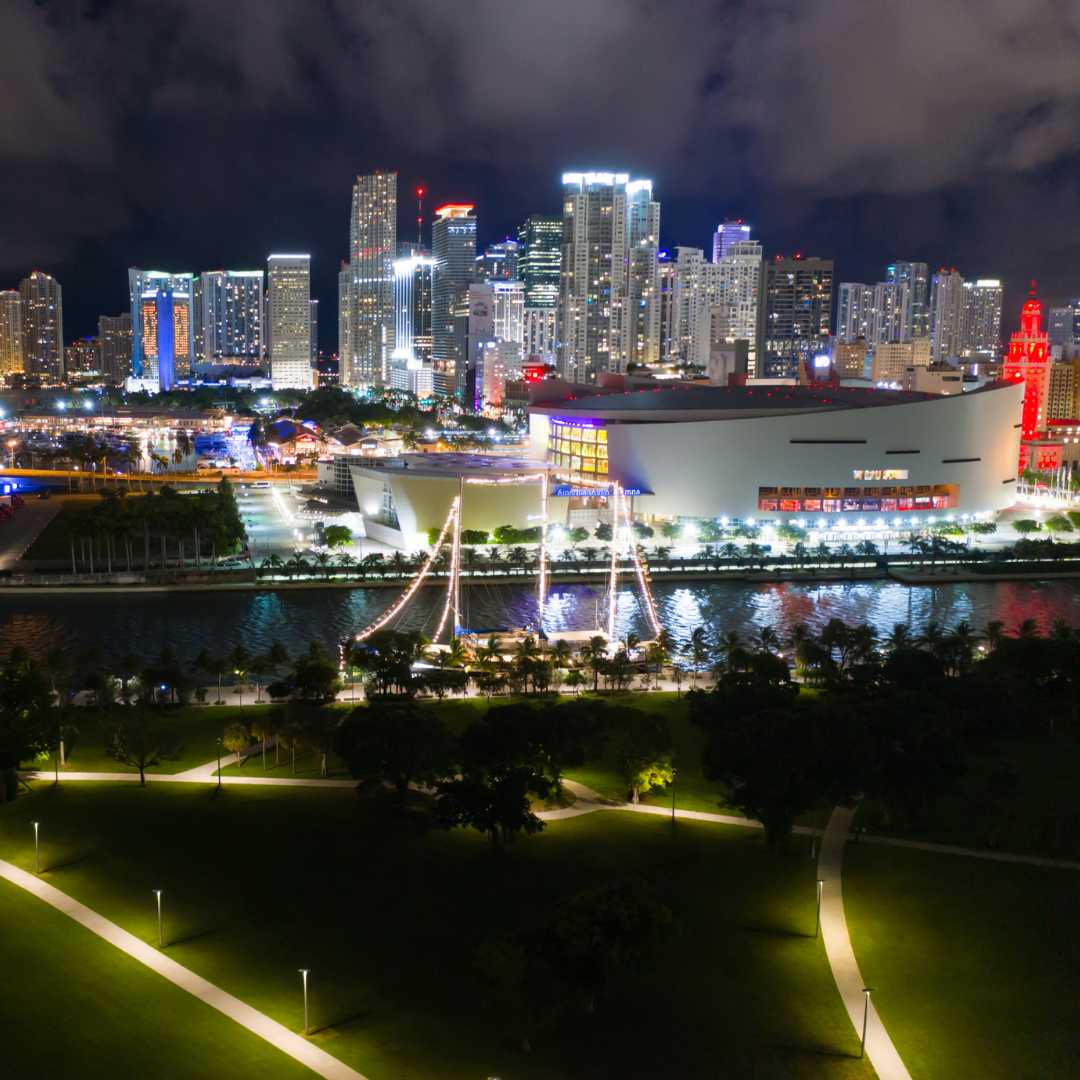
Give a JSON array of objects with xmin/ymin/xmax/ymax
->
[
  {"xmin": 815, "ymin": 878, "xmax": 827, "ymax": 938},
  {"xmin": 32, "ymin": 821, "xmax": 39, "ymax": 874},
  {"xmin": 153, "ymin": 889, "xmax": 163, "ymax": 947},
  {"xmin": 861, "ymin": 987, "xmax": 876, "ymax": 1057},
  {"xmin": 299, "ymin": 969, "xmax": 310, "ymax": 1035}
]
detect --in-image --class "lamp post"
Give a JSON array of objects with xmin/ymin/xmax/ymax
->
[
  {"xmin": 670, "ymin": 764, "xmax": 676, "ymax": 823},
  {"xmin": 861, "ymin": 987, "xmax": 876, "ymax": 1058},
  {"xmin": 32, "ymin": 821, "xmax": 39, "ymax": 874},
  {"xmin": 815, "ymin": 878, "xmax": 827, "ymax": 938},
  {"xmin": 153, "ymin": 889, "xmax": 163, "ymax": 947},
  {"xmin": 299, "ymin": 969, "xmax": 310, "ymax": 1035},
  {"xmin": 216, "ymin": 738, "xmax": 221, "ymax": 787}
]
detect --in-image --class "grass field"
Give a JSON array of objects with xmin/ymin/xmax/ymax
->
[
  {"xmin": 0, "ymin": 875, "xmax": 317, "ymax": 1080},
  {"xmin": 843, "ymin": 842, "xmax": 1080, "ymax": 1079},
  {"xmin": 2, "ymin": 782, "xmax": 872, "ymax": 1080},
  {"xmin": 38, "ymin": 703, "xmax": 283, "ymax": 775},
  {"xmin": 860, "ymin": 722, "xmax": 1080, "ymax": 860}
]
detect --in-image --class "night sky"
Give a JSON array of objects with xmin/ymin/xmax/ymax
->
[{"xmin": 3, "ymin": 0, "xmax": 1080, "ymax": 349}]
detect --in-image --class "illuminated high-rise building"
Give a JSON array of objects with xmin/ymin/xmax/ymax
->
[
  {"xmin": 870, "ymin": 281, "xmax": 910, "ymax": 345},
  {"xmin": 757, "ymin": 256, "xmax": 833, "ymax": 379},
  {"xmin": 391, "ymin": 254, "xmax": 435, "ymax": 362},
  {"xmin": 713, "ymin": 239, "xmax": 762, "ymax": 361},
  {"xmin": 836, "ymin": 283, "xmax": 872, "ymax": 343},
  {"xmin": 200, "ymin": 271, "xmax": 264, "ymax": 360},
  {"xmin": 267, "ymin": 254, "xmax": 313, "ymax": 390},
  {"xmin": 99, "ymin": 313, "xmax": 132, "ymax": 382},
  {"xmin": 712, "ymin": 220, "xmax": 751, "ymax": 262},
  {"xmin": 1003, "ymin": 290, "xmax": 1050, "ymax": 440},
  {"xmin": 0, "ymin": 291, "xmax": 23, "ymax": 375},
  {"xmin": 340, "ymin": 172, "xmax": 397, "ymax": 387},
  {"xmin": 1048, "ymin": 303, "xmax": 1080, "ymax": 348},
  {"xmin": 141, "ymin": 287, "xmax": 190, "ymax": 391},
  {"xmin": 929, "ymin": 269, "xmax": 965, "ymax": 363},
  {"xmin": 20, "ymin": 271, "xmax": 63, "ymax": 379},
  {"xmin": 432, "ymin": 204, "xmax": 477, "ymax": 395},
  {"xmin": 959, "ymin": 279, "xmax": 1003, "ymax": 359},
  {"xmin": 887, "ymin": 262, "xmax": 929, "ymax": 338},
  {"xmin": 517, "ymin": 216, "xmax": 561, "ymax": 309},
  {"xmin": 128, "ymin": 269, "xmax": 194, "ymax": 376},
  {"xmin": 556, "ymin": 172, "xmax": 660, "ymax": 383},
  {"xmin": 475, "ymin": 240, "xmax": 519, "ymax": 283}
]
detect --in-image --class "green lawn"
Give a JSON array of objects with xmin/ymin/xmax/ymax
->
[
  {"xmin": 843, "ymin": 842, "xmax": 1080, "ymax": 1079},
  {"xmin": 861, "ymin": 722, "xmax": 1080, "ymax": 860},
  {"xmin": 37, "ymin": 704, "xmax": 279, "ymax": 775},
  {"xmin": 0, "ymin": 875, "xmax": 316, "ymax": 1080},
  {"xmin": 2, "ymin": 782, "xmax": 871, "ymax": 1080}
]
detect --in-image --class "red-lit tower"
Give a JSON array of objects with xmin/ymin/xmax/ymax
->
[{"xmin": 1002, "ymin": 285, "xmax": 1050, "ymax": 441}]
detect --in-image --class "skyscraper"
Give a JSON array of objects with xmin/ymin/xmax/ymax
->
[
  {"xmin": 128, "ymin": 270, "xmax": 194, "ymax": 376},
  {"xmin": 959, "ymin": 280, "xmax": 1003, "ymax": 358},
  {"xmin": 517, "ymin": 216, "xmax": 561, "ymax": 309},
  {"xmin": 712, "ymin": 220, "xmax": 751, "ymax": 262},
  {"xmin": 474, "ymin": 240, "xmax": 519, "ymax": 283},
  {"xmin": 391, "ymin": 254, "xmax": 435, "ymax": 362},
  {"xmin": 1003, "ymin": 291, "xmax": 1050, "ymax": 441},
  {"xmin": 757, "ymin": 257, "xmax": 833, "ymax": 379},
  {"xmin": 887, "ymin": 262, "xmax": 929, "ymax": 338},
  {"xmin": 267, "ymin": 254, "xmax": 313, "ymax": 390},
  {"xmin": 713, "ymin": 239, "xmax": 762, "ymax": 359},
  {"xmin": 870, "ymin": 281, "xmax": 910, "ymax": 345},
  {"xmin": 200, "ymin": 271, "xmax": 264, "ymax": 360},
  {"xmin": 1048, "ymin": 303, "xmax": 1080, "ymax": 348},
  {"xmin": 20, "ymin": 271, "xmax": 63, "ymax": 379},
  {"xmin": 836, "ymin": 283, "xmax": 873, "ymax": 343},
  {"xmin": 99, "ymin": 313, "xmax": 132, "ymax": 382},
  {"xmin": 929, "ymin": 269, "xmax": 965, "ymax": 363},
  {"xmin": 672, "ymin": 247, "xmax": 715, "ymax": 366},
  {"xmin": 557, "ymin": 172, "xmax": 660, "ymax": 383},
  {"xmin": 140, "ymin": 288, "xmax": 190, "ymax": 391},
  {"xmin": 432, "ymin": 204, "xmax": 477, "ymax": 395},
  {"xmin": 340, "ymin": 172, "xmax": 397, "ymax": 388},
  {"xmin": 0, "ymin": 291, "xmax": 23, "ymax": 375}
]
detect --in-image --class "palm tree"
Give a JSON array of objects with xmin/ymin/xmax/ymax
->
[
  {"xmin": 983, "ymin": 620, "xmax": 1006, "ymax": 650},
  {"xmin": 207, "ymin": 655, "xmax": 230, "ymax": 703},
  {"xmin": 716, "ymin": 630, "xmax": 743, "ymax": 667},
  {"xmin": 223, "ymin": 720, "xmax": 250, "ymax": 768},
  {"xmin": 277, "ymin": 723, "xmax": 304, "ymax": 774},
  {"xmin": 885, "ymin": 622, "xmax": 913, "ymax": 651},
  {"xmin": 260, "ymin": 553, "xmax": 284, "ymax": 578},
  {"xmin": 508, "ymin": 547, "xmax": 529, "ymax": 573},
  {"xmin": 250, "ymin": 654, "xmax": 271, "ymax": 702},
  {"xmin": 790, "ymin": 541, "xmax": 808, "ymax": 570},
  {"xmin": 250, "ymin": 713, "xmax": 274, "ymax": 769},
  {"xmin": 856, "ymin": 539, "xmax": 879, "ymax": 558},
  {"xmin": 580, "ymin": 635, "xmax": 608, "ymax": 692},
  {"xmin": 915, "ymin": 621, "xmax": 947, "ymax": 655},
  {"xmin": 335, "ymin": 551, "xmax": 357, "ymax": 575},
  {"xmin": 623, "ymin": 630, "xmax": 642, "ymax": 657},
  {"xmin": 688, "ymin": 626, "xmax": 710, "ymax": 683},
  {"xmin": 754, "ymin": 625, "xmax": 781, "ymax": 654},
  {"xmin": 388, "ymin": 551, "xmax": 410, "ymax": 578},
  {"xmin": 1014, "ymin": 618, "xmax": 1040, "ymax": 639},
  {"xmin": 550, "ymin": 639, "xmax": 573, "ymax": 668},
  {"xmin": 313, "ymin": 551, "xmax": 332, "ymax": 579}
]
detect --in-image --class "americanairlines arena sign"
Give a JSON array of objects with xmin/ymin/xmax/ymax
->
[{"xmin": 552, "ymin": 486, "xmax": 645, "ymax": 497}]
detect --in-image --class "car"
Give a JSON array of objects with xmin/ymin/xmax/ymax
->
[{"xmin": 37, "ymin": 491, "xmax": 51, "ymax": 499}]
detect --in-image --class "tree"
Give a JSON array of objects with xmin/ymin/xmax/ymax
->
[
  {"xmin": 594, "ymin": 522, "xmax": 613, "ymax": 542},
  {"xmin": 1043, "ymin": 515, "xmax": 1074, "ymax": 536},
  {"xmin": 336, "ymin": 702, "xmax": 453, "ymax": 806},
  {"xmin": 291, "ymin": 639, "xmax": 342, "ymax": 701},
  {"xmin": 549, "ymin": 879, "xmax": 675, "ymax": 1013},
  {"xmin": 659, "ymin": 520, "xmax": 682, "ymax": 541},
  {"xmin": 250, "ymin": 712, "xmax": 277, "ymax": 769},
  {"xmin": 250, "ymin": 654, "xmax": 271, "ymax": 702},
  {"xmin": 691, "ymin": 690, "xmax": 868, "ymax": 852},
  {"xmin": 580, "ymin": 635, "xmax": 609, "ymax": 692},
  {"xmin": 688, "ymin": 627, "xmax": 710, "ymax": 684},
  {"xmin": 223, "ymin": 720, "xmax": 250, "ymax": 767},
  {"xmin": 229, "ymin": 643, "xmax": 251, "ymax": 708},
  {"xmin": 1012, "ymin": 519, "xmax": 1041, "ymax": 537},
  {"xmin": 611, "ymin": 707, "xmax": 672, "ymax": 803},
  {"xmin": 323, "ymin": 524, "xmax": 353, "ymax": 548},
  {"xmin": 435, "ymin": 768, "xmax": 546, "ymax": 849},
  {"xmin": 104, "ymin": 711, "xmax": 179, "ymax": 786},
  {"xmin": 0, "ymin": 650, "xmax": 54, "ymax": 801},
  {"xmin": 277, "ymin": 722, "xmax": 305, "ymax": 774}
]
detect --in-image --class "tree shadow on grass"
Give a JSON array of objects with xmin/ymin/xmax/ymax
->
[{"xmin": 740, "ymin": 921, "xmax": 811, "ymax": 939}]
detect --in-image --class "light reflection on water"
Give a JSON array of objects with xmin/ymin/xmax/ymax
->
[{"xmin": 0, "ymin": 579, "xmax": 1077, "ymax": 662}]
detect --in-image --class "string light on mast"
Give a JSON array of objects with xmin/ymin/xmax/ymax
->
[{"xmin": 353, "ymin": 497, "xmax": 458, "ymax": 643}]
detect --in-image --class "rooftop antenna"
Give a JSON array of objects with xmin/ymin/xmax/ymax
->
[{"xmin": 417, "ymin": 187, "xmax": 424, "ymax": 249}]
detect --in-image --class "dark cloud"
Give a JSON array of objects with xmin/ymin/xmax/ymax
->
[{"xmin": 2, "ymin": 0, "xmax": 1080, "ymax": 339}]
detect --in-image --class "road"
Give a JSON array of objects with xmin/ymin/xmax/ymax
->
[{"xmin": 0, "ymin": 499, "xmax": 64, "ymax": 571}]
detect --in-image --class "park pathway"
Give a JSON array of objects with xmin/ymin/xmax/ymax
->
[
  {"xmin": 0, "ymin": 856, "xmax": 368, "ymax": 1080},
  {"xmin": 818, "ymin": 807, "xmax": 912, "ymax": 1080}
]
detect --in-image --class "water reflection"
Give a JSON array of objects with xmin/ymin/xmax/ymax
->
[{"xmin": 0, "ymin": 579, "xmax": 1076, "ymax": 662}]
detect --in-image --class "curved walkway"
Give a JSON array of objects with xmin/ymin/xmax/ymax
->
[
  {"xmin": 0, "ymin": 857, "xmax": 367, "ymax": 1080},
  {"xmin": 818, "ymin": 807, "xmax": 911, "ymax": 1080}
]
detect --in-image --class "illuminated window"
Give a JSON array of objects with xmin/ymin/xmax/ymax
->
[{"xmin": 853, "ymin": 470, "xmax": 908, "ymax": 480}]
